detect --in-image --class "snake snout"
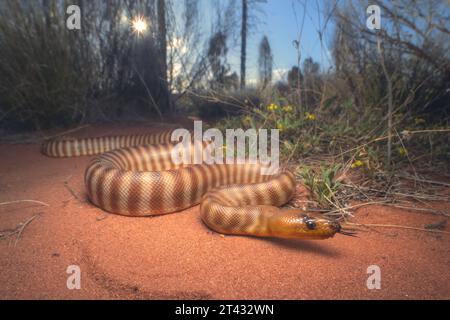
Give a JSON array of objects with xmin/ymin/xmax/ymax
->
[
  {"xmin": 321, "ymin": 219, "xmax": 342, "ymax": 238},
  {"xmin": 331, "ymin": 220, "xmax": 341, "ymax": 233}
]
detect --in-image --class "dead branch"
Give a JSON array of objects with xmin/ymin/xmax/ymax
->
[{"xmin": 0, "ymin": 214, "xmax": 40, "ymax": 246}]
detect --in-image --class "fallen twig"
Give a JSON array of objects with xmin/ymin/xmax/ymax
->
[
  {"xmin": 0, "ymin": 214, "xmax": 40, "ymax": 246},
  {"xmin": 43, "ymin": 124, "xmax": 90, "ymax": 140},
  {"xmin": 398, "ymin": 175, "xmax": 450, "ymax": 187},
  {"xmin": 63, "ymin": 175, "xmax": 81, "ymax": 201},
  {"xmin": 0, "ymin": 200, "xmax": 49, "ymax": 208}
]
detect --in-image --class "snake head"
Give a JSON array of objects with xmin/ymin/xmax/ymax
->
[
  {"xmin": 300, "ymin": 213, "xmax": 343, "ymax": 239},
  {"xmin": 269, "ymin": 211, "xmax": 342, "ymax": 240}
]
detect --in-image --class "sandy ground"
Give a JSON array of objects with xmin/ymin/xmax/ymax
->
[{"xmin": 0, "ymin": 124, "xmax": 449, "ymax": 300}]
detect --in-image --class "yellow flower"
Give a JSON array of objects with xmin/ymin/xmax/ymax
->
[
  {"xmin": 267, "ymin": 103, "xmax": 279, "ymax": 111},
  {"xmin": 242, "ymin": 115, "xmax": 252, "ymax": 125},
  {"xmin": 398, "ymin": 147, "xmax": 408, "ymax": 156},
  {"xmin": 351, "ymin": 160, "xmax": 364, "ymax": 168},
  {"xmin": 276, "ymin": 122, "xmax": 285, "ymax": 131},
  {"xmin": 282, "ymin": 105, "xmax": 293, "ymax": 113},
  {"xmin": 305, "ymin": 112, "xmax": 316, "ymax": 121}
]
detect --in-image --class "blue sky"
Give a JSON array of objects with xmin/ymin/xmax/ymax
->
[
  {"xmin": 170, "ymin": 0, "xmax": 337, "ymax": 84},
  {"xmin": 228, "ymin": 0, "xmax": 336, "ymax": 83}
]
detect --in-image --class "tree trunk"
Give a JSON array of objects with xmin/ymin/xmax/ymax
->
[
  {"xmin": 240, "ymin": 0, "xmax": 247, "ymax": 90},
  {"xmin": 157, "ymin": 0, "xmax": 171, "ymax": 112},
  {"xmin": 43, "ymin": 0, "xmax": 53, "ymax": 29}
]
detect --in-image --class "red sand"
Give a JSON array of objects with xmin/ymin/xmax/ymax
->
[{"xmin": 0, "ymin": 124, "xmax": 449, "ymax": 299}]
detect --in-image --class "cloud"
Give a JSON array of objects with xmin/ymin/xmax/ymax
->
[
  {"xmin": 272, "ymin": 68, "xmax": 289, "ymax": 82},
  {"xmin": 245, "ymin": 68, "xmax": 289, "ymax": 87},
  {"xmin": 246, "ymin": 78, "xmax": 258, "ymax": 86}
]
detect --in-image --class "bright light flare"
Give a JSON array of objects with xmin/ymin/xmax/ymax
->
[{"xmin": 131, "ymin": 16, "xmax": 148, "ymax": 35}]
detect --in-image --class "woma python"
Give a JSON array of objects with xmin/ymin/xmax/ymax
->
[{"xmin": 41, "ymin": 130, "xmax": 345, "ymax": 239}]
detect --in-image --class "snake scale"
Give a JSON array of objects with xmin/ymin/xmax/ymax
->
[{"xmin": 41, "ymin": 130, "xmax": 343, "ymax": 239}]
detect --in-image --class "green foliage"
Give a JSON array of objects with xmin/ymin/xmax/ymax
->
[
  {"xmin": 0, "ymin": 2, "xmax": 90, "ymax": 129},
  {"xmin": 298, "ymin": 165, "xmax": 342, "ymax": 208},
  {"xmin": 0, "ymin": 0, "xmax": 166, "ymax": 130},
  {"xmin": 213, "ymin": 84, "xmax": 449, "ymax": 174}
]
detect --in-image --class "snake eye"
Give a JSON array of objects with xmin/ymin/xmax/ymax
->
[
  {"xmin": 306, "ymin": 220, "xmax": 316, "ymax": 230},
  {"xmin": 301, "ymin": 215, "xmax": 316, "ymax": 230}
]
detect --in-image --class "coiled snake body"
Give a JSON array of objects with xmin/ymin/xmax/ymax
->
[{"xmin": 42, "ymin": 130, "xmax": 341, "ymax": 239}]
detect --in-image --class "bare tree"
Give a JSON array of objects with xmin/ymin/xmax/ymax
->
[
  {"xmin": 303, "ymin": 57, "xmax": 320, "ymax": 75},
  {"xmin": 158, "ymin": 0, "xmax": 168, "ymax": 86},
  {"xmin": 258, "ymin": 35, "xmax": 273, "ymax": 88},
  {"xmin": 240, "ymin": 0, "xmax": 248, "ymax": 89},
  {"xmin": 287, "ymin": 66, "xmax": 302, "ymax": 90},
  {"xmin": 165, "ymin": 0, "xmax": 209, "ymax": 96},
  {"xmin": 157, "ymin": 0, "xmax": 172, "ymax": 112},
  {"xmin": 240, "ymin": 0, "xmax": 266, "ymax": 89},
  {"xmin": 302, "ymin": 57, "xmax": 320, "ymax": 106},
  {"xmin": 207, "ymin": 31, "xmax": 230, "ymax": 90}
]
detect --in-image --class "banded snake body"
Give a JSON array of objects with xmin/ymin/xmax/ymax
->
[{"xmin": 42, "ymin": 130, "xmax": 343, "ymax": 240}]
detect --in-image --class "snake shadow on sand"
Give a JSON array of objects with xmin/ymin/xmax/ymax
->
[{"xmin": 259, "ymin": 237, "xmax": 342, "ymax": 257}]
